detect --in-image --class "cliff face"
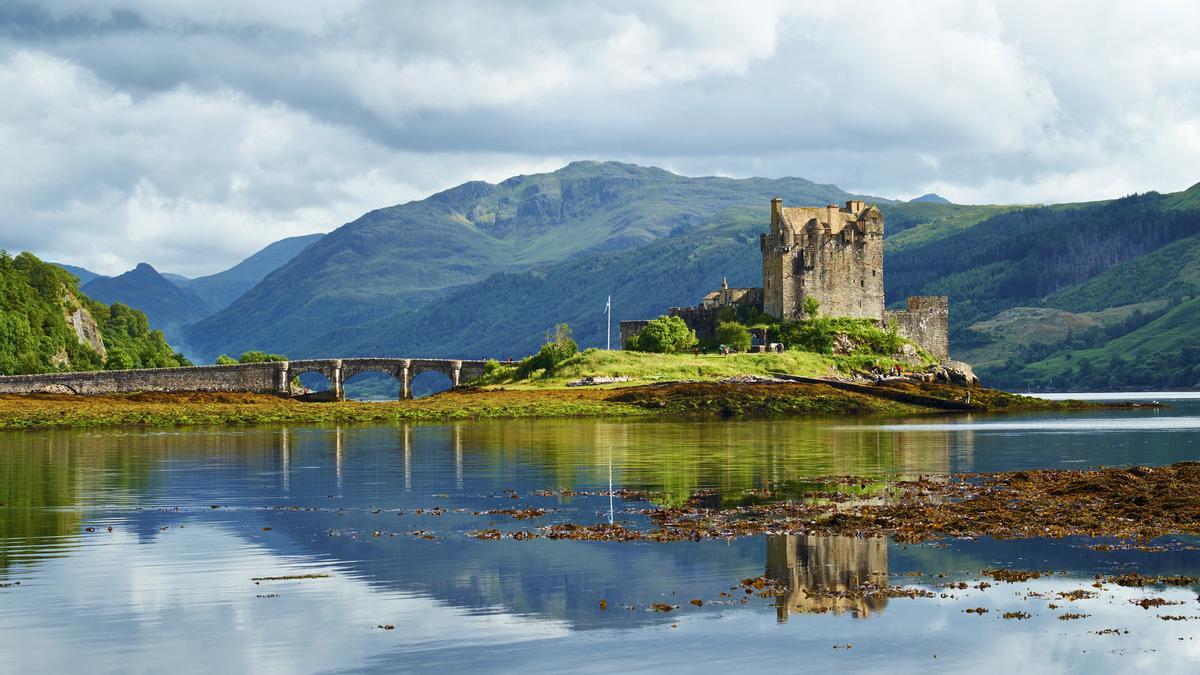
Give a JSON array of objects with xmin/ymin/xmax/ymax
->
[{"xmin": 60, "ymin": 290, "xmax": 107, "ymax": 366}]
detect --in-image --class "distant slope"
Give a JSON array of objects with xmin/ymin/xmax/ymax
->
[
  {"xmin": 0, "ymin": 252, "xmax": 188, "ymax": 374},
  {"xmin": 83, "ymin": 263, "xmax": 213, "ymax": 336},
  {"xmin": 51, "ymin": 263, "xmax": 106, "ymax": 285},
  {"xmin": 184, "ymin": 161, "xmax": 888, "ymax": 358},
  {"xmin": 888, "ymin": 192, "xmax": 1200, "ymax": 330},
  {"xmin": 174, "ymin": 233, "xmax": 323, "ymax": 311},
  {"xmin": 287, "ymin": 207, "xmax": 768, "ymax": 358},
  {"xmin": 1006, "ymin": 296, "xmax": 1200, "ymax": 390},
  {"xmin": 909, "ymin": 193, "xmax": 950, "ymax": 204},
  {"xmin": 1044, "ymin": 232, "xmax": 1200, "ymax": 311}
]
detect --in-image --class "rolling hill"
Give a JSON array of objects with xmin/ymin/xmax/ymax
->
[{"xmin": 184, "ymin": 161, "xmax": 904, "ymax": 358}]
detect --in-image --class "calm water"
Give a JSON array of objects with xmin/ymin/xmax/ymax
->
[{"xmin": 3, "ymin": 397, "xmax": 1200, "ymax": 673}]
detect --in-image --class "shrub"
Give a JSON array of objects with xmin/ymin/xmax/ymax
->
[
  {"xmin": 629, "ymin": 315, "xmax": 698, "ymax": 353},
  {"xmin": 776, "ymin": 317, "xmax": 906, "ymax": 356},
  {"xmin": 715, "ymin": 322, "xmax": 751, "ymax": 352},
  {"xmin": 236, "ymin": 350, "xmax": 287, "ymax": 364},
  {"xmin": 215, "ymin": 354, "xmax": 238, "ymax": 365},
  {"xmin": 516, "ymin": 323, "xmax": 578, "ymax": 378},
  {"xmin": 803, "ymin": 296, "xmax": 821, "ymax": 319}
]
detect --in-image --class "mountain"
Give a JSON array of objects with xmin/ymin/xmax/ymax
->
[
  {"xmin": 185, "ymin": 161, "xmax": 892, "ymax": 358},
  {"xmin": 175, "ymin": 159, "xmax": 1199, "ymax": 391},
  {"xmin": 0, "ymin": 252, "xmax": 188, "ymax": 374},
  {"xmin": 82, "ymin": 263, "xmax": 214, "ymax": 342},
  {"xmin": 171, "ymin": 233, "xmax": 323, "ymax": 311},
  {"xmin": 909, "ymin": 193, "xmax": 951, "ymax": 204},
  {"xmin": 51, "ymin": 263, "xmax": 106, "ymax": 285}
]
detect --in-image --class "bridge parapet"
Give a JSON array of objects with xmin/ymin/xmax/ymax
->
[
  {"xmin": 0, "ymin": 362, "xmax": 288, "ymax": 396},
  {"xmin": 0, "ymin": 357, "xmax": 491, "ymax": 400}
]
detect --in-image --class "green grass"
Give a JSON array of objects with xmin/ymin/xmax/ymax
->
[{"xmin": 476, "ymin": 348, "xmax": 921, "ymax": 389}]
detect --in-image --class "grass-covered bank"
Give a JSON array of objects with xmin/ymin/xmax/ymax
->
[
  {"xmin": 477, "ymin": 348, "xmax": 920, "ymax": 389},
  {"xmin": 0, "ymin": 380, "xmax": 1106, "ymax": 431}
]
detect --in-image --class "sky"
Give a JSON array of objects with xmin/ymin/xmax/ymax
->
[{"xmin": 2, "ymin": 0, "xmax": 1198, "ymax": 276}]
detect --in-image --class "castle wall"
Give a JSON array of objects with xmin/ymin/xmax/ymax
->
[
  {"xmin": 668, "ymin": 306, "xmax": 722, "ymax": 342},
  {"xmin": 761, "ymin": 200, "xmax": 884, "ymax": 321},
  {"xmin": 618, "ymin": 320, "xmax": 651, "ymax": 349},
  {"xmin": 885, "ymin": 296, "xmax": 949, "ymax": 362}
]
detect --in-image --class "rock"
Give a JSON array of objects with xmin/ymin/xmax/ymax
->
[
  {"xmin": 930, "ymin": 361, "xmax": 980, "ymax": 387},
  {"xmin": 832, "ymin": 334, "xmax": 857, "ymax": 355}
]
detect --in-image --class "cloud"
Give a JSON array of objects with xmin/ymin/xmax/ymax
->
[{"xmin": 0, "ymin": 1, "xmax": 1198, "ymax": 273}]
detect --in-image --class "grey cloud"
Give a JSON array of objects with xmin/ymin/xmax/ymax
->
[{"xmin": 0, "ymin": 1, "xmax": 1197, "ymax": 274}]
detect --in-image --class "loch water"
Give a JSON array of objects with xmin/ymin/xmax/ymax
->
[{"xmin": 3, "ymin": 397, "xmax": 1200, "ymax": 673}]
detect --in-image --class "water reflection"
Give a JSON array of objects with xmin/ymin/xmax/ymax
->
[
  {"xmin": 2, "ymin": 405, "xmax": 1200, "ymax": 671},
  {"xmin": 766, "ymin": 534, "xmax": 889, "ymax": 621}
]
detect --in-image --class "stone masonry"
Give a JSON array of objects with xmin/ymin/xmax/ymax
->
[
  {"xmin": 884, "ymin": 297, "xmax": 949, "ymax": 362},
  {"xmin": 761, "ymin": 198, "xmax": 884, "ymax": 321},
  {"xmin": 0, "ymin": 357, "xmax": 489, "ymax": 400}
]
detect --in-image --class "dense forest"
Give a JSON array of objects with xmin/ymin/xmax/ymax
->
[{"xmin": 0, "ymin": 251, "xmax": 189, "ymax": 375}]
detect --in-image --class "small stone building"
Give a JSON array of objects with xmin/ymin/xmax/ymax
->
[{"xmin": 620, "ymin": 197, "xmax": 951, "ymax": 361}]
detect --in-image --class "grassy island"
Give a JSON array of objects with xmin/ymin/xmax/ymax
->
[{"xmin": 0, "ymin": 374, "xmax": 1103, "ymax": 432}]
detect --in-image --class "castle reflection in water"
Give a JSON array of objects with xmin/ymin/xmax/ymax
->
[{"xmin": 766, "ymin": 534, "xmax": 890, "ymax": 621}]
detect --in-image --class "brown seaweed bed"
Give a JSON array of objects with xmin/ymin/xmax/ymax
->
[{"xmin": 500, "ymin": 462, "xmax": 1200, "ymax": 543}]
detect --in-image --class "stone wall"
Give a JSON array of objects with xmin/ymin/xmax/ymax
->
[
  {"xmin": 667, "ymin": 306, "xmax": 724, "ymax": 342},
  {"xmin": 618, "ymin": 320, "xmax": 651, "ymax": 349},
  {"xmin": 0, "ymin": 362, "xmax": 289, "ymax": 396},
  {"xmin": 0, "ymin": 357, "xmax": 492, "ymax": 399},
  {"xmin": 885, "ymin": 296, "xmax": 949, "ymax": 362}
]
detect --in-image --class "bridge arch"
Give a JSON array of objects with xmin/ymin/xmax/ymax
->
[{"xmin": 342, "ymin": 369, "xmax": 404, "ymax": 401}]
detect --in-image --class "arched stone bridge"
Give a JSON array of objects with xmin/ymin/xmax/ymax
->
[{"xmin": 0, "ymin": 357, "xmax": 489, "ymax": 400}]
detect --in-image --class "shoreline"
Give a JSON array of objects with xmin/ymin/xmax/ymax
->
[{"xmin": 0, "ymin": 380, "xmax": 1143, "ymax": 431}]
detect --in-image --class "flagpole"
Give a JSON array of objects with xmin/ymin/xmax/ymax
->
[{"xmin": 606, "ymin": 295, "xmax": 612, "ymax": 350}]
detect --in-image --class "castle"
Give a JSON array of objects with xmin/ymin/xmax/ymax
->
[{"xmin": 620, "ymin": 198, "xmax": 950, "ymax": 361}]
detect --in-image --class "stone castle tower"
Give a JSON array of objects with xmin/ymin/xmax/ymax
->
[{"xmin": 760, "ymin": 198, "xmax": 884, "ymax": 321}]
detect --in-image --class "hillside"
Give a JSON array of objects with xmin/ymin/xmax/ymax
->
[
  {"xmin": 999, "ymin": 296, "xmax": 1200, "ymax": 390},
  {"xmin": 172, "ymin": 233, "xmax": 323, "ymax": 311},
  {"xmin": 184, "ymin": 162, "xmax": 898, "ymax": 358},
  {"xmin": 0, "ymin": 251, "xmax": 188, "ymax": 374},
  {"xmin": 82, "ymin": 263, "xmax": 214, "ymax": 340},
  {"xmin": 887, "ymin": 192, "xmax": 1200, "ymax": 329},
  {"xmin": 287, "ymin": 201, "xmax": 1009, "ymax": 360},
  {"xmin": 51, "ymin": 263, "xmax": 105, "ymax": 285}
]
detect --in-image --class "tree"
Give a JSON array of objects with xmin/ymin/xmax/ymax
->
[
  {"xmin": 516, "ymin": 323, "xmax": 579, "ymax": 377},
  {"xmin": 215, "ymin": 354, "xmax": 238, "ymax": 365},
  {"xmin": 803, "ymin": 296, "xmax": 821, "ymax": 319},
  {"xmin": 629, "ymin": 315, "xmax": 698, "ymax": 353},
  {"xmin": 716, "ymin": 322, "xmax": 751, "ymax": 352}
]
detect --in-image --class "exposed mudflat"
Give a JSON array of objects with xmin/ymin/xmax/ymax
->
[{"xmin": 525, "ymin": 463, "xmax": 1200, "ymax": 543}]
